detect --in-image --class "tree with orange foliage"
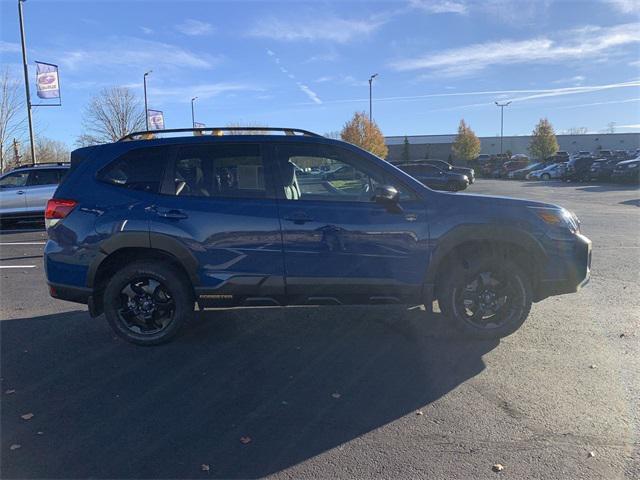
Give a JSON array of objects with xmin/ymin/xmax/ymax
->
[{"xmin": 340, "ymin": 111, "xmax": 388, "ymax": 159}]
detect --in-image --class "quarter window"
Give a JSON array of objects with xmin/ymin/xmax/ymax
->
[
  {"xmin": 98, "ymin": 147, "xmax": 166, "ymax": 192},
  {"xmin": 169, "ymin": 144, "xmax": 266, "ymax": 198}
]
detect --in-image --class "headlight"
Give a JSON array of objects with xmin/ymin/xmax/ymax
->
[
  {"xmin": 530, "ymin": 207, "xmax": 580, "ymax": 233},
  {"xmin": 628, "ymin": 163, "xmax": 638, "ymax": 169}
]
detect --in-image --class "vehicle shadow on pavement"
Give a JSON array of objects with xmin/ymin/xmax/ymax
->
[{"xmin": 1, "ymin": 307, "xmax": 497, "ymax": 479}]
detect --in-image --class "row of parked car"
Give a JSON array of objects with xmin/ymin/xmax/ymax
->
[{"xmin": 477, "ymin": 149, "xmax": 640, "ymax": 183}]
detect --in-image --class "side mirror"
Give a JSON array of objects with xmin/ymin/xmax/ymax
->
[{"xmin": 373, "ymin": 185, "xmax": 402, "ymax": 213}]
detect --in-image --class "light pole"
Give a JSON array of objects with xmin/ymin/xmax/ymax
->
[
  {"xmin": 495, "ymin": 101, "xmax": 511, "ymax": 156},
  {"xmin": 143, "ymin": 70, "xmax": 152, "ymax": 130},
  {"xmin": 18, "ymin": 0, "xmax": 36, "ymax": 164},
  {"xmin": 368, "ymin": 73, "xmax": 378, "ymax": 123},
  {"xmin": 191, "ymin": 96, "xmax": 198, "ymax": 128}
]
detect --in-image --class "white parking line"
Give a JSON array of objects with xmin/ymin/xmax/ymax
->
[
  {"xmin": 0, "ymin": 242, "xmax": 46, "ymax": 246},
  {"xmin": 0, "ymin": 265, "xmax": 37, "ymax": 269}
]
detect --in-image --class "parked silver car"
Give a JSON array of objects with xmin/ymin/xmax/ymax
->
[
  {"xmin": 526, "ymin": 162, "xmax": 567, "ymax": 180},
  {"xmin": 0, "ymin": 163, "xmax": 69, "ymax": 226}
]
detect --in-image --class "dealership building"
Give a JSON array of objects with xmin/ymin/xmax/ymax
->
[{"xmin": 385, "ymin": 132, "xmax": 640, "ymax": 163}]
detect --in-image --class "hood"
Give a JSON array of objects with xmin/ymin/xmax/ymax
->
[
  {"xmin": 450, "ymin": 192, "xmax": 559, "ymax": 210},
  {"xmin": 615, "ymin": 158, "xmax": 639, "ymax": 166}
]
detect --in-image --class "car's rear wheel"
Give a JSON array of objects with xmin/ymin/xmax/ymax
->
[
  {"xmin": 103, "ymin": 261, "xmax": 194, "ymax": 345},
  {"xmin": 438, "ymin": 256, "xmax": 532, "ymax": 339},
  {"xmin": 541, "ymin": 173, "xmax": 550, "ymax": 180}
]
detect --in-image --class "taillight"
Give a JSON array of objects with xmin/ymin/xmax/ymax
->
[{"xmin": 45, "ymin": 198, "xmax": 77, "ymax": 228}]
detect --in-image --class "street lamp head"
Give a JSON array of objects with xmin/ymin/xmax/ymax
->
[
  {"xmin": 191, "ymin": 96, "xmax": 198, "ymax": 102},
  {"xmin": 144, "ymin": 70, "xmax": 152, "ymax": 77},
  {"xmin": 506, "ymin": 101, "xmax": 512, "ymax": 106},
  {"xmin": 370, "ymin": 73, "xmax": 378, "ymax": 80},
  {"xmin": 494, "ymin": 101, "xmax": 499, "ymax": 106}
]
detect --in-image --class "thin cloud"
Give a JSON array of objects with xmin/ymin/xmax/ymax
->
[
  {"xmin": 298, "ymin": 83, "xmax": 322, "ymax": 104},
  {"xmin": 604, "ymin": 0, "xmax": 640, "ymax": 13},
  {"xmin": 552, "ymin": 75, "xmax": 586, "ymax": 85},
  {"xmin": 57, "ymin": 37, "xmax": 218, "ymax": 70},
  {"xmin": 409, "ymin": 0, "xmax": 468, "ymax": 14},
  {"xmin": 617, "ymin": 123, "xmax": 640, "ymax": 128},
  {"xmin": 0, "ymin": 41, "xmax": 20, "ymax": 53},
  {"xmin": 299, "ymin": 80, "xmax": 640, "ymax": 107},
  {"xmin": 140, "ymin": 26, "xmax": 153, "ymax": 35},
  {"xmin": 150, "ymin": 82, "xmax": 260, "ymax": 101},
  {"xmin": 265, "ymin": 49, "xmax": 322, "ymax": 104},
  {"xmin": 176, "ymin": 19, "xmax": 214, "ymax": 36},
  {"xmin": 390, "ymin": 23, "xmax": 640, "ymax": 76},
  {"xmin": 249, "ymin": 15, "xmax": 384, "ymax": 43},
  {"xmin": 304, "ymin": 52, "xmax": 340, "ymax": 63}
]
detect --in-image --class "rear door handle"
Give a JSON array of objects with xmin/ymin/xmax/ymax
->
[
  {"xmin": 16, "ymin": 190, "xmax": 25, "ymax": 195},
  {"xmin": 156, "ymin": 209, "xmax": 188, "ymax": 220},
  {"xmin": 284, "ymin": 212, "xmax": 313, "ymax": 224}
]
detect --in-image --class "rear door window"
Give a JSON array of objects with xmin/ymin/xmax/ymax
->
[
  {"xmin": 0, "ymin": 171, "xmax": 29, "ymax": 188},
  {"xmin": 165, "ymin": 144, "xmax": 268, "ymax": 199},
  {"xmin": 98, "ymin": 147, "xmax": 167, "ymax": 193}
]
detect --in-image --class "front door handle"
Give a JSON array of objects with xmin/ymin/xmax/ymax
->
[
  {"xmin": 16, "ymin": 190, "xmax": 25, "ymax": 195},
  {"xmin": 284, "ymin": 212, "xmax": 313, "ymax": 224},
  {"xmin": 156, "ymin": 209, "xmax": 188, "ymax": 220}
]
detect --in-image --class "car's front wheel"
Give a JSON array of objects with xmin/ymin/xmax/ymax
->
[
  {"xmin": 541, "ymin": 173, "xmax": 551, "ymax": 180},
  {"xmin": 103, "ymin": 261, "xmax": 194, "ymax": 345},
  {"xmin": 438, "ymin": 256, "xmax": 532, "ymax": 339}
]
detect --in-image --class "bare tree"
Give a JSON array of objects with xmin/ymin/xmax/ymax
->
[
  {"xmin": 77, "ymin": 87, "xmax": 145, "ymax": 145},
  {"xmin": 0, "ymin": 68, "xmax": 25, "ymax": 172},
  {"xmin": 22, "ymin": 137, "xmax": 69, "ymax": 164}
]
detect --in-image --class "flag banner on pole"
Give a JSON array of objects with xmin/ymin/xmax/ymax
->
[
  {"xmin": 35, "ymin": 62, "xmax": 60, "ymax": 99},
  {"xmin": 194, "ymin": 122, "xmax": 206, "ymax": 128},
  {"xmin": 148, "ymin": 110, "xmax": 165, "ymax": 130}
]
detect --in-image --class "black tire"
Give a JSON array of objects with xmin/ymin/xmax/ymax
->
[
  {"xmin": 438, "ymin": 256, "xmax": 532, "ymax": 339},
  {"xmin": 541, "ymin": 173, "xmax": 550, "ymax": 180},
  {"xmin": 103, "ymin": 260, "xmax": 194, "ymax": 345}
]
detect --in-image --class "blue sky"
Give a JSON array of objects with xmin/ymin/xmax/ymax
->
[{"xmin": 1, "ymin": 0, "xmax": 639, "ymax": 147}]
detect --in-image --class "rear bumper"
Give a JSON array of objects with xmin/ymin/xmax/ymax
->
[
  {"xmin": 48, "ymin": 282, "xmax": 91, "ymax": 304},
  {"xmin": 535, "ymin": 233, "xmax": 592, "ymax": 301}
]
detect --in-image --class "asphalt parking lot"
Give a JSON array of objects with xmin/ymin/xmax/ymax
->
[{"xmin": 1, "ymin": 179, "xmax": 638, "ymax": 479}]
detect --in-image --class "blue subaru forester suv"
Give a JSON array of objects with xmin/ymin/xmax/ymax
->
[{"xmin": 44, "ymin": 127, "xmax": 591, "ymax": 345}]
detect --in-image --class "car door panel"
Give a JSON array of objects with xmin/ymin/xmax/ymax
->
[
  {"xmin": 150, "ymin": 143, "xmax": 285, "ymax": 306},
  {"xmin": 0, "ymin": 170, "xmax": 30, "ymax": 215},
  {"xmin": 274, "ymin": 143, "xmax": 430, "ymax": 305}
]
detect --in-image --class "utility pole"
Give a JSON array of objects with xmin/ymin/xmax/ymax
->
[
  {"xmin": 18, "ymin": 0, "xmax": 36, "ymax": 164},
  {"xmin": 191, "ymin": 96, "xmax": 197, "ymax": 128},
  {"xmin": 495, "ymin": 101, "xmax": 511, "ymax": 155},
  {"xmin": 143, "ymin": 70, "xmax": 152, "ymax": 130},
  {"xmin": 368, "ymin": 73, "xmax": 378, "ymax": 123}
]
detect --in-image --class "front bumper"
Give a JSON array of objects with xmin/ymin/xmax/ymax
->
[{"xmin": 535, "ymin": 233, "xmax": 592, "ymax": 301}]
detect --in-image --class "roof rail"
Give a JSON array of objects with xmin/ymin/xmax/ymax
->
[
  {"xmin": 12, "ymin": 161, "xmax": 70, "ymax": 169},
  {"xmin": 119, "ymin": 127, "xmax": 321, "ymax": 142}
]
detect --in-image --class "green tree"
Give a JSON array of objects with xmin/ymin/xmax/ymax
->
[
  {"xmin": 452, "ymin": 119, "xmax": 481, "ymax": 162},
  {"xmin": 528, "ymin": 118, "xmax": 559, "ymax": 161},
  {"xmin": 401, "ymin": 136, "xmax": 410, "ymax": 162},
  {"xmin": 340, "ymin": 111, "xmax": 388, "ymax": 159}
]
